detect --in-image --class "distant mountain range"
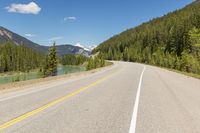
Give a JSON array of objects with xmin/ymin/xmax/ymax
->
[
  {"xmin": 75, "ymin": 43, "xmax": 97, "ymax": 52},
  {"xmin": 0, "ymin": 26, "xmax": 91, "ymax": 56}
]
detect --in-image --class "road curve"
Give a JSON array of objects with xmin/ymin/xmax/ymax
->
[{"xmin": 0, "ymin": 61, "xmax": 200, "ymax": 133}]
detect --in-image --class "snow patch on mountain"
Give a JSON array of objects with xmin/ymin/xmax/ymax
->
[
  {"xmin": 0, "ymin": 28, "xmax": 13, "ymax": 39},
  {"xmin": 75, "ymin": 43, "xmax": 97, "ymax": 51}
]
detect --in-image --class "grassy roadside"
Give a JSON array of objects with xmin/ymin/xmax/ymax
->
[
  {"xmin": 127, "ymin": 61, "xmax": 200, "ymax": 80},
  {"xmin": 0, "ymin": 69, "xmax": 39, "ymax": 77},
  {"xmin": 144, "ymin": 62, "xmax": 200, "ymax": 80},
  {"xmin": 105, "ymin": 61, "xmax": 113, "ymax": 67},
  {"xmin": 165, "ymin": 68, "xmax": 200, "ymax": 79}
]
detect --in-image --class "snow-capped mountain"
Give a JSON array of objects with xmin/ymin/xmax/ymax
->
[
  {"xmin": 88, "ymin": 45, "xmax": 97, "ymax": 51},
  {"xmin": 0, "ymin": 26, "xmax": 91, "ymax": 56},
  {"xmin": 75, "ymin": 43, "xmax": 97, "ymax": 52}
]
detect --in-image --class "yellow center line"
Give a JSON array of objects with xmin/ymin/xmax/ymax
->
[{"xmin": 0, "ymin": 69, "xmax": 120, "ymax": 131}]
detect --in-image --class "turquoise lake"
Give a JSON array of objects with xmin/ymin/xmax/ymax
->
[{"xmin": 0, "ymin": 66, "xmax": 85, "ymax": 84}]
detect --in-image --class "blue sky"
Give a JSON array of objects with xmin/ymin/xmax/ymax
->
[{"xmin": 0, "ymin": 0, "xmax": 193, "ymax": 46}]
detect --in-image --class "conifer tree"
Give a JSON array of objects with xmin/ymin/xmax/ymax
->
[{"xmin": 43, "ymin": 42, "xmax": 57, "ymax": 76}]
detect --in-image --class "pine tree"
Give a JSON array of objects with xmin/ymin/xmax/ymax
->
[
  {"xmin": 47, "ymin": 42, "xmax": 57, "ymax": 76},
  {"xmin": 43, "ymin": 42, "xmax": 58, "ymax": 76}
]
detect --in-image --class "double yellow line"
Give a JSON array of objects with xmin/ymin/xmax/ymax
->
[{"xmin": 0, "ymin": 70, "xmax": 118, "ymax": 131}]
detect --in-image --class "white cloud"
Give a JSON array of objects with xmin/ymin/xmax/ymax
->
[
  {"xmin": 64, "ymin": 16, "xmax": 77, "ymax": 21},
  {"xmin": 5, "ymin": 2, "xmax": 41, "ymax": 15},
  {"xmin": 48, "ymin": 36, "xmax": 63, "ymax": 41},
  {"xmin": 25, "ymin": 33, "xmax": 35, "ymax": 37}
]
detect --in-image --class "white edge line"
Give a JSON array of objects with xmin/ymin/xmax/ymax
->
[{"xmin": 129, "ymin": 66, "xmax": 146, "ymax": 133}]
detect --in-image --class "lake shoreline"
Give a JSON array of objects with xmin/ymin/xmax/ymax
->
[
  {"xmin": 0, "ymin": 65, "xmax": 85, "ymax": 85},
  {"xmin": 0, "ymin": 63, "xmax": 113, "ymax": 92}
]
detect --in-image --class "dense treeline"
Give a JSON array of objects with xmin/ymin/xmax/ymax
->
[
  {"xmin": 0, "ymin": 41, "xmax": 105, "ymax": 79},
  {"xmin": 94, "ymin": 1, "xmax": 200, "ymax": 74},
  {"xmin": 86, "ymin": 56, "xmax": 105, "ymax": 70},
  {"xmin": 60, "ymin": 54, "xmax": 88, "ymax": 66},
  {"xmin": 0, "ymin": 42, "xmax": 44, "ymax": 73},
  {"xmin": 61, "ymin": 54, "xmax": 105, "ymax": 71}
]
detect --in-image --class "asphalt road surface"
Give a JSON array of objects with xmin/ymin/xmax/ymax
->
[{"xmin": 0, "ymin": 61, "xmax": 200, "ymax": 133}]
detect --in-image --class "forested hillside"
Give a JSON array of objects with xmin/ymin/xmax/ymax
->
[
  {"xmin": 94, "ymin": 1, "xmax": 200, "ymax": 74},
  {"xmin": 0, "ymin": 42, "xmax": 44, "ymax": 73}
]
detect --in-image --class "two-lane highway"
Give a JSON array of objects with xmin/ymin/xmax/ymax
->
[{"xmin": 0, "ymin": 62, "xmax": 200, "ymax": 133}]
